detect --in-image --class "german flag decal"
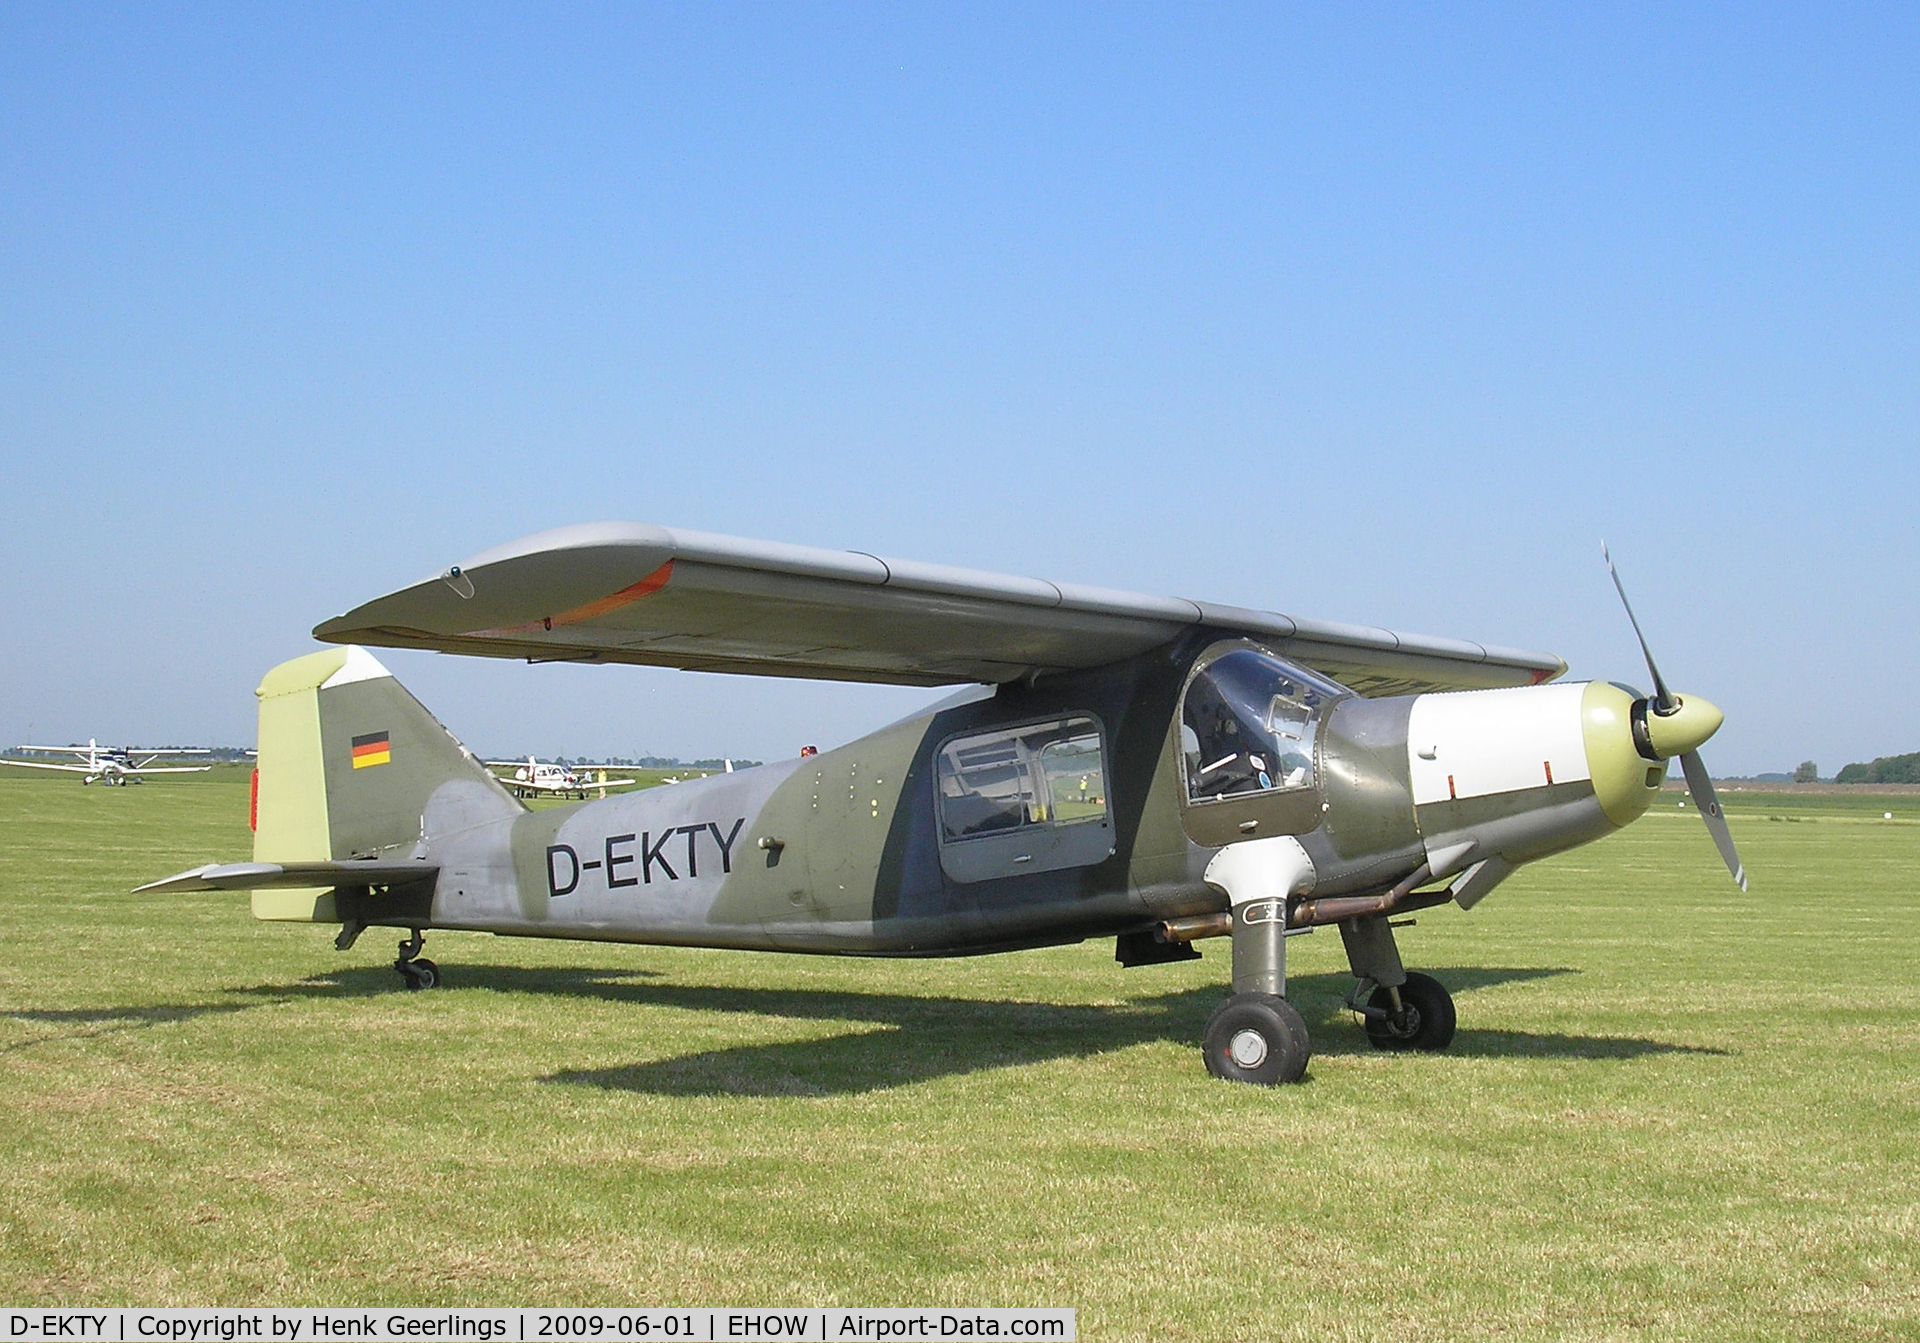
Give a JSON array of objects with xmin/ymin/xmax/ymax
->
[{"xmin": 350, "ymin": 731, "xmax": 392, "ymax": 769}]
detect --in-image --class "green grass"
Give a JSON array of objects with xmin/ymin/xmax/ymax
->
[
  {"xmin": 1713, "ymin": 787, "xmax": 1917, "ymax": 818},
  {"xmin": 2, "ymin": 767, "xmax": 1917, "ymax": 1339}
]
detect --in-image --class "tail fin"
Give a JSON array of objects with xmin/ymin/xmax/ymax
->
[{"xmin": 251, "ymin": 646, "xmax": 521, "ymax": 921}]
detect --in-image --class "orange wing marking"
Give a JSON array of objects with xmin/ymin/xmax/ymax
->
[{"xmin": 472, "ymin": 561, "xmax": 674, "ymax": 637}]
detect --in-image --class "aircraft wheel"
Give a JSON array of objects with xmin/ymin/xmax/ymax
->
[
  {"xmin": 1203, "ymin": 993, "xmax": 1311, "ymax": 1085},
  {"xmin": 397, "ymin": 959, "xmax": 439, "ymax": 990},
  {"xmin": 1364, "ymin": 971, "xmax": 1456, "ymax": 1052}
]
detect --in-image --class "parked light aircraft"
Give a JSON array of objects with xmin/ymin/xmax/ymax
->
[
  {"xmin": 660, "ymin": 759, "xmax": 734, "ymax": 785},
  {"xmin": 485, "ymin": 758, "xmax": 638, "ymax": 800},
  {"xmin": 8, "ymin": 740, "xmax": 212, "ymax": 786},
  {"xmin": 142, "ymin": 524, "xmax": 1743, "ymax": 1084}
]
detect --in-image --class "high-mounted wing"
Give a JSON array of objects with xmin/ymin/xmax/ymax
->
[
  {"xmin": 0, "ymin": 759, "xmax": 92, "ymax": 773},
  {"xmin": 314, "ymin": 522, "xmax": 1564, "ymax": 696}
]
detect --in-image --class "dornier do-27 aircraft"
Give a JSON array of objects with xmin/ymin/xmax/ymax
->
[
  {"xmin": 142, "ymin": 523, "xmax": 1744, "ymax": 1085},
  {"xmin": 7, "ymin": 740, "xmax": 212, "ymax": 785}
]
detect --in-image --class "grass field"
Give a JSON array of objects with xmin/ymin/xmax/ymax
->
[{"xmin": 1, "ymin": 766, "xmax": 1916, "ymax": 1339}]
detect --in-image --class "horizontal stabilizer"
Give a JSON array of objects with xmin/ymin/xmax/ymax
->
[{"xmin": 136, "ymin": 859, "xmax": 439, "ymax": 894}]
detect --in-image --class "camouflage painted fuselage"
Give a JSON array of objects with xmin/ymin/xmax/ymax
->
[{"xmin": 279, "ymin": 631, "xmax": 1666, "ymax": 958}]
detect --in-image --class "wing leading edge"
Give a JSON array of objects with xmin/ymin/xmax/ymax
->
[{"xmin": 312, "ymin": 521, "xmax": 1564, "ymax": 696}]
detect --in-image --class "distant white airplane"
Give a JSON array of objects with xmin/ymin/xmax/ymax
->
[
  {"xmin": 4, "ymin": 740, "xmax": 213, "ymax": 786},
  {"xmin": 483, "ymin": 757, "xmax": 638, "ymax": 800},
  {"xmin": 660, "ymin": 759, "xmax": 733, "ymax": 785}
]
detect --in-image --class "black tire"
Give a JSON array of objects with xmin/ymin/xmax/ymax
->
[
  {"xmin": 1364, "ymin": 971, "xmax": 1456, "ymax": 1052},
  {"xmin": 1203, "ymin": 993, "xmax": 1311, "ymax": 1085},
  {"xmin": 411, "ymin": 959, "xmax": 439, "ymax": 990}
]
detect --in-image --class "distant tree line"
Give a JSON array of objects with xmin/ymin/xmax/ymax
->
[{"xmin": 1835, "ymin": 751, "xmax": 1920, "ymax": 784}]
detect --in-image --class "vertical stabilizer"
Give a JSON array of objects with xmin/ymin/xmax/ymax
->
[{"xmin": 250, "ymin": 647, "xmax": 521, "ymax": 921}]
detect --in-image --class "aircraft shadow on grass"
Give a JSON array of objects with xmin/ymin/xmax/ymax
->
[
  {"xmin": 2, "ymin": 963, "xmax": 1725, "ymax": 1090},
  {"xmin": 300, "ymin": 961, "xmax": 1724, "ymax": 1096},
  {"xmin": 0, "ymin": 1001, "xmax": 261, "ymax": 1054},
  {"xmin": 525, "ymin": 966, "xmax": 1729, "ymax": 1097},
  {"xmin": 0, "ymin": 966, "xmax": 666, "ymax": 1054}
]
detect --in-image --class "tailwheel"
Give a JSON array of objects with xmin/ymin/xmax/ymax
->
[
  {"xmin": 1363, "ymin": 971, "xmax": 1455, "ymax": 1052},
  {"xmin": 1203, "ymin": 992, "xmax": 1311, "ymax": 1085},
  {"xmin": 394, "ymin": 931, "xmax": 439, "ymax": 990}
]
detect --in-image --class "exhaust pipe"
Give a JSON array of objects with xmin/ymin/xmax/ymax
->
[
  {"xmin": 1154, "ymin": 912, "xmax": 1233, "ymax": 943},
  {"xmin": 1289, "ymin": 863, "xmax": 1455, "ymax": 928},
  {"xmin": 1155, "ymin": 861, "xmax": 1453, "ymax": 942}
]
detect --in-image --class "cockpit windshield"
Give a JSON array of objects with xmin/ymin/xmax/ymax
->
[{"xmin": 1181, "ymin": 650, "xmax": 1348, "ymax": 802}]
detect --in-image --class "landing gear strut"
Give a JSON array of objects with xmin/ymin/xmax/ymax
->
[
  {"xmin": 1204, "ymin": 895, "xmax": 1312, "ymax": 1084},
  {"xmin": 394, "ymin": 929, "xmax": 439, "ymax": 990},
  {"xmin": 1199, "ymin": 837, "xmax": 1318, "ymax": 1085}
]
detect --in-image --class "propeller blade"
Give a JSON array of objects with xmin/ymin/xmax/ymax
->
[
  {"xmin": 1679, "ymin": 750, "xmax": 1748, "ymax": 891},
  {"xmin": 1601, "ymin": 541, "xmax": 1675, "ymax": 712}
]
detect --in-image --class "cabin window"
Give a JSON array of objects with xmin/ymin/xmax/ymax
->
[
  {"xmin": 937, "ymin": 717, "xmax": 1108, "ymax": 842},
  {"xmin": 1181, "ymin": 650, "xmax": 1344, "ymax": 802}
]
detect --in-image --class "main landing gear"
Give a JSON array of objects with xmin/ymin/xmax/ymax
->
[
  {"xmin": 1338, "ymin": 915, "xmax": 1455, "ymax": 1053},
  {"xmin": 393, "ymin": 929, "xmax": 440, "ymax": 991},
  {"xmin": 1204, "ymin": 896, "xmax": 1313, "ymax": 1084},
  {"xmin": 1359, "ymin": 970, "xmax": 1456, "ymax": 1052},
  {"xmin": 1202, "ymin": 893, "xmax": 1457, "ymax": 1085}
]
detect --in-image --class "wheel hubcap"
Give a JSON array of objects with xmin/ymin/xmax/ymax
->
[{"xmin": 1229, "ymin": 1028, "xmax": 1269, "ymax": 1069}]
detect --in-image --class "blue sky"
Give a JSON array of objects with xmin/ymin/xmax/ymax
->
[{"xmin": 3, "ymin": 3, "xmax": 1914, "ymax": 775}]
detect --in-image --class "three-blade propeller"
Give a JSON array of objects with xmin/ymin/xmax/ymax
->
[{"xmin": 1603, "ymin": 543, "xmax": 1748, "ymax": 891}]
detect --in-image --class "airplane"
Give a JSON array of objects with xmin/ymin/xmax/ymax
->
[
  {"xmin": 484, "ymin": 757, "xmax": 638, "ymax": 800},
  {"xmin": 141, "ymin": 522, "xmax": 1744, "ymax": 1085},
  {"xmin": 660, "ymin": 759, "xmax": 735, "ymax": 784},
  {"xmin": 6, "ymin": 740, "xmax": 213, "ymax": 786}
]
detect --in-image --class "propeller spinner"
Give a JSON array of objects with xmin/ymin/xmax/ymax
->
[{"xmin": 1603, "ymin": 543, "xmax": 1747, "ymax": 890}]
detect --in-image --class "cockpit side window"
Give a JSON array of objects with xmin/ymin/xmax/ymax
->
[{"xmin": 1182, "ymin": 650, "xmax": 1345, "ymax": 803}]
